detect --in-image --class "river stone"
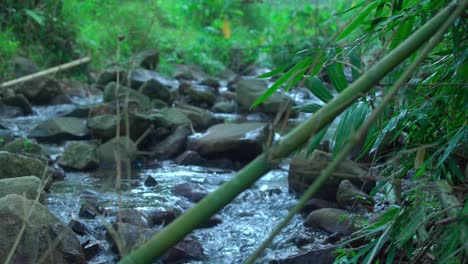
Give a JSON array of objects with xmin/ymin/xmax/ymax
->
[
  {"xmin": 151, "ymin": 125, "xmax": 191, "ymax": 159},
  {"xmin": 29, "ymin": 117, "xmax": 89, "ymax": 142},
  {"xmin": 87, "ymin": 112, "xmax": 152, "ymax": 141},
  {"xmin": 0, "ymin": 176, "xmax": 44, "ymax": 202},
  {"xmin": 173, "ymin": 64, "xmax": 209, "ymax": 81},
  {"xmin": 106, "ymin": 222, "xmax": 204, "ymax": 262},
  {"xmin": 336, "ymin": 179, "xmax": 374, "ymax": 208},
  {"xmin": 95, "ymin": 67, "xmax": 126, "ymax": 88},
  {"xmin": 138, "ymin": 79, "xmax": 171, "ymax": 102},
  {"xmin": 0, "ymin": 101, "xmax": 24, "ymax": 118},
  {"xmin": 159, "ymin": 107, "xmax": 191, "ymax": 127},
  {"xmin": 175, "ymin": 103, "xmax": 222, "ymax": 131},
  {"xmin": 59, "ymin": 141, "xmax": 99, "ymax": 171},
  {"xmin": 212, "ymin": 100, "xmax": 237, "ymax": 113},
  {"xmin": 0, "ymin": 194, "xmax": 86, "ymax": 264},
  {"xmin": 288, "ymin": 150, "xmax": 373, "ymax": 201},
  {"xmin": 172, "ymin": 183, "xmax": 208, "ymax": 203},
  {"xmin": 2, "ymin": 92, "xmax": 33, "ymax": 115},
  {"xmin": 188, "ymin": 122, "xmax": 269, "ymax": 162},
  {"xmin": 103, "ymin": 82, "xmax": 151, "ymax": 110},
  {"xmin": 235, "ymin": 78, "xmax": 295, "ymax": 114},
  {"xmin": 95, "ymin": 137, "xmax": 138, "ymax": 164},
  {"xmin": 304, "ymin": 208, "xmax": 363, "ymax": 236},
  {"xmin": 2, "ymin": 138, "xmax": 46, "ymax": 158},
  {"xmin": 16, "ymin": 77, "xmax": 69, "ymax": 105},
  {"xmin": 131, "ymin": 49, "xmax": 160, "ymax": 70},
  {"xmin": 127, "ymin": 68, "xmax": 177, "ymax": 91},
  {"xmin": 0, "ymin": 129, "xmax": 15, "ymax": 147},
  {"xmin": 179, "ymin": 83, "xmax": 217, "ymax": 108},
  {"xmin": 199, "ymin": 78, "xmax": 220, "ymax": 89},
  {"xmin": 119, "ymin": 208, "xmax": 150, "ymax": 227},
  {"xmin": 0, "ymin": 151, "xmax": 46, "ymax": 180}
]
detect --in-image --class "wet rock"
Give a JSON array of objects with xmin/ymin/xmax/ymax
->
[
  {"xmin": 0, "ymin": 151, "xmax": 51, "ymax": 181},
  {"xmin": 149, "ymin": 209, "xmax": 177, "ymax": 226},
  {"xmin": 161, "ymin": 236, "xmax": 205, "ymax": 263},
  {"xmin": 127, "ymin": 68, "xmax": 177, "ymax": 91},
  {"xmin": 12, "ymin": 56, "xmax": 38, "ymax": 77},
  {"xmin": 95, "ymin": 67, "xmax": 126, "ymax": 88},
  {"xmin": 211, "ymin": 100, "xmax": 237, "ymax": 113},
  {"xmin": 235, "ymin": 78, "xmax": 295, "ymax": 115},
  {"xmin": 103, "ymin": 82, "xmax": 151, "ymax": 110},
  {"xmin": 199, "ymin": 215, "xmax": 222, "ymax": 228},
  {"xmin": 336, "ymin": 179, "xmax": 374, "ymax": 208},
  {"xmin": 271, "ymin": 245, "xmax": 337, "ymax": 264},
  {"xmin": 79, "ymin": 202, "xmax": 98, "ymax": 219},
  {"xmin": 59, "ymin": 141, "xmax": 99, "ymax": 171},
  {"xmin": 82, "ymin": 240, "xmax": 101, "ymax": 260},
  {"xmin": 174, "ymin": 103, "xmax": 221, "ymax": 131},
  {"xmin": 0, "ymin": 194, "xmax": 85, "ymax": 263},
  {"xmin": 288, "ymin": 150, "xmax": 373, "ymax": 201},
  {"xmin": 139, "ymin": 78, "xmax": 171, "ymax": 102},
  {"xmin": 179, "ymin": 83, "xmax": 217, "ymax": 108},
  {"xmin": 172, "ymin": 183, "xmax": 208, "ymax": 203},
  {"xmin": 64, "ymin": 104, "xmax": 95, "ymax": 118},
  {"xmin": 119, "ymin": 208, "xmax": 150, "ymax": 227},
  {"xmin": 151, "ymin": 98, "xmax": 168, "ymax": 109},
  {"xmin": 187, "ymin": 122, "xmax": 269, "ymax": 162},
  {"xmin": 199, "ymin": 78, "xmax": 220, "ymax": 89},
  {"xmin": 16, "ymin": 77, "xmax": 69, "ymax": 105},
  {"xmin": 175, "ymin": 150, "xmax": 204, "ymax": 165},
  {"xmin": 158, "ymin": 107, "xmax": 192, "ymax": 127},
  {"xmin": 131, "ymin": 49, "xmax": 160, "ymax": 70},
  {"xmin": 173, "ymin": 64, "xmax": 209, "ymax": 81},
  {"xmin": 0, "ymin": 101, "xmax": 24, "ymax": 118},
  {"xmin": 2, "ymin": 92, "xmax": 33, "ymax": 115},
  {"xmin": 151, "ymin": 124, "xmax": 191, "ymax": 160},
  {"xmin": 68, "ymin": 219, "xmax": 88, "ymax": 236},
  {"xmin": 0, "ymin": 129, "xmax": 15, "ymax": 147},
  {"xmin": 301, "ymin": 198, "xmax": 339, "ymax": 215},
  {"xmin": 87, "ymin": 113, "xmax": 152, "ymax": 141},
  {"xmin": 144, "ymin": 176, "xmax": 158, "ymax": 187},
  {"xmin": 29, "ymin": 117, "xmax": 89, "ymax": 142},
  {"xmin": 96, "ymin": 137, "xmax": 138, "ymax": 164},
  {"xmin": 0, "ymin": 176, "xmax": 44, "ymax": 201},
  {"xmin": 291, "ymin": 230, "xmax": 316, "ymax": 248},
  {"xmin": 304, "ymin": 208, "xmax": 363, "ymax": 236},
  {"xmin": 2, "ymin": 138, "xmax": 46, "ymax": 158}
]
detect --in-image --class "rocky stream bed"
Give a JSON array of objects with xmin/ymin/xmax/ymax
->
[{"xmin": 0, "ymin": 54, "xmax": 383, "ymax": 263}]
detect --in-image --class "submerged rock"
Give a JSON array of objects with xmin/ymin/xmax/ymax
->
[
  {"xmin": 0, "ymin": 194, "xmax": 85, "ymax": 264},
  {"xmin": 29, "ymin": 117, "xmax": 89, "ymax": 142}
]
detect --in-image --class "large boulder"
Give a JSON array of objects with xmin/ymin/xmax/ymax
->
[
  {"xmin": 288, "ymin": 150, "xmax": 373, "ymax": 201},
  {"xmin": 0, "ymin": 194, "xmax": 86, "ymax": 263},
  {"xmin": 127, "ymin": 68, "xmax": 177, "ymax": 91},
  {"xmin": 235, "ymin": 79, "xmax": 295, "ymax": 114},
  {"xmin": 87, "ymin": 112, "xmax": 153, "ymax": 141},
  {"xmin": 188, "ymin": 122, "xmax": 269, "ymax": 162},
  {"xmin": 0, "ymin": 151, "xmax": 47, "ymax": 180},
  {"xmin": 0, "ymin": 176, "xmax": 44, "ymax": 201},
  {"xmin": 15, "ymin": 77, "xmax": 70, "ymax": 105},
  {"xmin": 59, "ymin": 141, "xmax": 99, "ymax": 171},
  {"xmin": 103, "ymin": 82, "xmax": 151, "ymax": 110},
  {"xmin": 175, "ymin": 103, "xmax": 222, "ymax": 131},
  {"xmin": 2, "ymin": 91, "xmax": 33, "ymax": 115},
  {"xmin": 179, "ymin": 83, "xmax": 217, "ymax": 108},
  {"xmin": 29, "ymin": 117, "xmax": 89, "ymax": 142},
  {"xmin": 304, "ymin": 208, "xmax": 363, "ymax": 235},
  {"xmin": 95, "ymin": 137, "xmax": 138, "ymax": 164},
  {"xmin": 139, "ymin": 79, "xmax": 172, "ymax": 103},
  {"xmin": 151, "ymin": 125, "xmax": 191, "ymax": 159},
  {"xmin": 0, "ymin": 101, "xmax": 24, "ymax": 118},
  {"xmin": 2, "ymin": 138, "xmax": 47, "ymax": 159}
]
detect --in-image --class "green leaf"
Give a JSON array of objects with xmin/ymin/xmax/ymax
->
[
  {"xmin": 305, "ymin": 77, "xmax": 334, "ymax": 103},
  {"xmin": 24, "ymin": 9, "xmax": 45, "ymax": 26},
  {"xmin": 284, "ymin": 68, "xmax": 307, "ymax": 92},
  {"xmin": 436, "ymin": 126, "xmax": 466, "ymax": 167},
  {"xmin": 250, "ymin": 56, "xmax": 312, "ymax": 109},
  {"xmin": 256, "ymin": 63, "xmax": 293, "ymax": 79},
  {"xmin": 292, "ymin": 103, "xmax": 323, "ymax": 113},
  {"xmin": 333, "ymin": 0, "xmax": 368, "ymax": 16},
  {"xmin": 350, "ymin": 51, "xmax": 362, "ymax": 81},
  {"xmin": 337, "ymin": 1, "xmax": 379, "ymax": 41},
  {"xmin": 307, "ymin": 126, "xmax": 329, "ymax": 157},
  {"xmin": 327, "ymin": 60, "xmax": 348, "ymax": 93}
]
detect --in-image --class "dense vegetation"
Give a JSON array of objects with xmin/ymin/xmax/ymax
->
[{"xmin": 0, "ymin": 0, "xmax": 466, "ymax": 263}]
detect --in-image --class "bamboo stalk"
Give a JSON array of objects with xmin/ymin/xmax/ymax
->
[
  {"xmin": 118, "ymin": 1, "xmax": 462, "ymax": 263},
  {"xmin": 0, "ymin": 57, "xmax": 91, "ymax": 89}
]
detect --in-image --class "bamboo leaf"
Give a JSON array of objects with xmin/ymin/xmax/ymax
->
[
  {"xmin": 256, "ymin": 63, "xmax": 293, "ymax": 79},
  {"xmin": 327, "ymin": 60, "xmax": 348, "ymax": 93},
  {"xmin": 350, "ymin": 51, "xmax": 362, "ymax": 81},
  {"xmin": 24, "ymin": 9, "xmax": 45, "ymax": 26},
  {"xmin": 284, "ymin": 68, "xmax": 307, "ymax": 92},
  {"xmin": 305, "ymin": 77, "xmax": 334, "ymax": 103},
  {"xmin": 337, "ymin": 1, "xmax": 379, "ymax": 41},
  {"xmin": 292, "ymin": 103, "xmax": 323, "ymax": 113},
  {"xmin": 250, "ymin": 57, "xmax": 312, "ymax": 109},
  {"xmin": 307, "ymin": 126, "xmax": 329, "ymax": 157},
  {"xmin": 436, "ymin": 126, "xmax": 466, "ymax": 167}
]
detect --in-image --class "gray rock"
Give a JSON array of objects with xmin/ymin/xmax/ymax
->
[
  {"xmin": 0, "ymin": 129, "xmax": 15, "ymax": 147},
  {"xmin": 131, "ymin": 49, "xmax": 160, "ymax": 70},
  {"xmin": 103, "ymin": 82, "xmax": 151, "ymax": 110},
  {"xmin": 159, "ymin": 107, "xmax": 191, "ymax": 127},
  {"xmin": 0, "ymin": 176, "xmax": 44, "ymax": 202},
  {"xmin": 127, "ymin": 68, "xmax": 177, "ymax": 91},
  {"xmin": 16, "ymin": 77, "xmax": 69, "ymax": 105},
  {"xmin": 304, "ymin": 208, "xmax": 363, "ymax": 235},
  {"xmin": 336, "ymin": 179, "xmax": 374, "ymax": 208},
  {"xmin": 96, "ymin": 137, "xmax": 138, "ymax": 164},
  {"xmin": 188, "ymin": 122, "xmax": 269, "ymax": 162},
  {"xmin": 288, "ymin": 150, "xmax": 373, "ymax": 201},
  {"xmin": 173, "ymin": 64, "xmax": 209, "ymax": 81},
  {"xmin": 179, "ymin": 83, "xmax": 217, "ymax": 108},
  {"xmin": 0, "ymin": 101, "xmax": 24, "ymax": 118},
  {"xmin": 0, "ymin": 194, "xmax": 85, "ymax": 263},
  {"xmin": 119, "ymin": 208, "xmax": 150, "ymax": 227},
  {"xmin": 235, "ymin": 78, "xmax": 295, "ymax": 114},
  {"xmin": 87, "ymin": 113, "xmax": 152, "ymax": 141},
  {"xmin": 0, "ymin": 151, "xmax": 48, "ymax": 180},
  {"xmin": 172, "ymin": 183, "xmax": 208, "ymax": 203},
  {"xmin": 199, "ymin": 78, "xmax": 220, "ymax": 89},
  {"xmin": 175, "ymin": 102, "xmax": 222, "ymax": 131},
  {"xmin": 29, "ymin": 117, "xmax": 89, "ymax": 142},
  {"xmin": 2, "ymin": 138, "xmax": 46, "ymax": 159},
  {"xmin": 59, "ymin": 141, "xmax": 99, "ymax": 171},
  {"xmin": 151, "ymin": 125, "xmax": 191, "ymax": 159},
  {"xmin": 2, "ymin": 92, "xmax": 33, "ymax": 115},
  {"xmin": 211, "ymin": 100, "xmax": 237, "ymax": 113},
  {"xmin": 139, "ymin": 79, "xmax": 171, "ymax": 102},
  {"xmin": 95, "ymin": 67, "xmax": 126, "ymax": 88}
]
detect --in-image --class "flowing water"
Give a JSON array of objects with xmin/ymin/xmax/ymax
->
[{"xmin": 3, "ymin": 88, "xmax": 334, "ymax": 263}]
